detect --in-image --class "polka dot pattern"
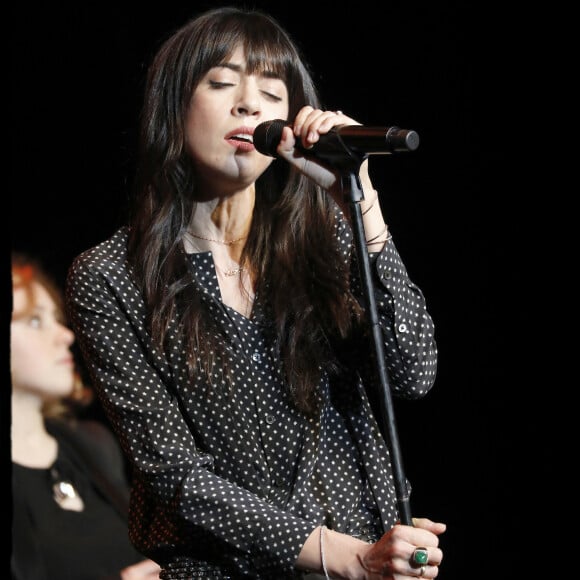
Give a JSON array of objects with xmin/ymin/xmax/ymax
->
[{"xmin": 66, "ymin": 218, "xmax": 437, "ymax": 579}]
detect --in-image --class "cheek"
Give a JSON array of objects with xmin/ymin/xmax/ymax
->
[
  {"xmin": 185, "ymin": 116, "xmax": 218, "ymax": 164},
  {"xmin": 10, "ymin": 336, "xmax": 73, "ymax": 395},
  {"xmin": 10, "ymin": 334, "xmax": 38, "ymax": 381},
  {"xmin": 185, "ymin": 94, "xmax": 217, "ymax": 153}
]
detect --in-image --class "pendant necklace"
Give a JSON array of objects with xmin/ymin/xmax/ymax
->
[
  {"xmin": 51, "ymin": 467, "xmax": 84, "ymax": 511},
  {"xmin": 214, "ymin": 263, "xmax": 256, "ymax": 302},
  {"xmin": 217, "ymin": 265, "xmax": 245, "ymax": 277}
]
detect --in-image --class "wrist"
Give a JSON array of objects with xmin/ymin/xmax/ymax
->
[
  {"xmin": 365, "ymin": 224, "xmax": 391, "ymax": 249},
  {"xmin": 322, "ymin": 528, "xmax": 372, "ymax": 580}
]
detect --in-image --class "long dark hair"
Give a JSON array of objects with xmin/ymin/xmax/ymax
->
[{"xmin": 127, "ymin": 7, "xmax": 363, "ymax": 414}]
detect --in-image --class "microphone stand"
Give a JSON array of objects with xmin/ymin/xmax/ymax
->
[{"xmin": 331, "ymin": 149, "xmax": 413, "ymax": 528}]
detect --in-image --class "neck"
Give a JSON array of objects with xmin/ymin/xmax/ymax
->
[
  {"xmin": 188, "ymin": 188, "xmax": 255, "ymax": 243},
  {"xmin": 11, "ymin": 390, "xmax": 57, "ymax": 467}
]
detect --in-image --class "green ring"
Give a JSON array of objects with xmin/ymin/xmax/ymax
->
[{"xmin": 413, "ymin": 548, "xmax": 429, "ymax": 566}]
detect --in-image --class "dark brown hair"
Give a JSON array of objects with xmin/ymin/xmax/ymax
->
[{"xmin": 127, "ymin": 7, "xmax": 363, "ymax": 414}]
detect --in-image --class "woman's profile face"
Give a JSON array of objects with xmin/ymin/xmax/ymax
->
[
  {"xmin": 184, "ymin": 44, "xmax": 289, "ymax": 194},
  {"xmin": 11, "ymin": 279, "xmax": 75, "ymax": 400}
]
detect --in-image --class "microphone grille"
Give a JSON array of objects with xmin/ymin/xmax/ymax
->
[
  {"xmin": 405, "ymin": 130, "xmax": 420, "ymax": 151},
  {"xmin": 253, "ymin": 119, "xmax": 288, "ymax": 157}
]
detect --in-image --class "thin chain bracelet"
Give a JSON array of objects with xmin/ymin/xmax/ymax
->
[
  {"xmin": 366, "ymin": 225, "xmax": 393, "ymax": 248},
  {"xmin": 365, "ymin": 224, "xmax": 388, "ymax": 245},
  {"xmin": 320, "ymin": 526, "xmax": 330, "ymax": 580},
  {"xmin": 366, "ymin": 232, "xmax": 392, "ymax": 248}
]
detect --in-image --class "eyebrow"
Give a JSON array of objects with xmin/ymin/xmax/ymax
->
[{"xmin": 33, "ymin": 303, "xmax": 62, "ymax": 318}]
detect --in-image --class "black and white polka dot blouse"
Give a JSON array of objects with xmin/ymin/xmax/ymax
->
[{"xmin": 66, "ymin": 217, "xmax": 437, "ymax": 579}]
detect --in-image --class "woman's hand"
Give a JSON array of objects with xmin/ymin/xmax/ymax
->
[
  {"xmin": 120, "ymin": 558, "xmax": 162, "ymax": 579},
  {"xmin": 358, "ymin": 518, "xmax": 446, "ymax": 579},
  {"xmin": 276, "ymin": 106, "xmax": 374, "ymax": 207}
]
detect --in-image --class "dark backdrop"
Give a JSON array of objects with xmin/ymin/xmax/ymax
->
[{"xmin": 11, "ymin": 2, "xmax": 540, "ymax": 578}]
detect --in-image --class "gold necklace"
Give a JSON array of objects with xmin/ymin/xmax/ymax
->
[
  {"xmin": 187, "ymin": 232, "xmax": 247, "ymax": 246},
  {"xmin": 216, "ymin": 264, "xmax": 245, "ymax": 277}
]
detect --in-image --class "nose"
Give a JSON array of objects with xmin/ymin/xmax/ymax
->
[
  {"xmin": 57, "ymin": 322, "xmax": 75, "ymax": 347},
  {"xmin": 233, "ymin": 79, "xmax": 261, "ymax": 118}
]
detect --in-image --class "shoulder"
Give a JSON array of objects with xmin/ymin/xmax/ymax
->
[
  {"xmin": 69, "ymin": 227, "xmax": 130, "ymax": 277},
  {"xmin": 66, "ymin": 226, "xmax": 141, "ymax": 306},
  {"xmin": 47, "ymin": 417, "xmax": 121, "ymax": 455},
  {"xmin": 75, "ymin": 418, "xmax": 123, "ymax": 450},
  {"xmin": 48, "ymin": 418, "xmax": 128, "ymax": 481}
]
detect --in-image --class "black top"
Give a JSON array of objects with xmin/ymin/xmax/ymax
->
[
  {"xmin": 11, "ymin": 419, "xmax": 146, "ymax": 580},
  {"xmin": 66, "ymin": 217, "xmax": 438, "ymax": 579}
]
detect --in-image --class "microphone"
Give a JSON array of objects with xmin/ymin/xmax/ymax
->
[{"xmin": 253, "ymin": 119, "xmax": 419, "ymax": 164}]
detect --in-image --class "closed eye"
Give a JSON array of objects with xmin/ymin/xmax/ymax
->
[
  {"xmin": 261, "ymin": 90, "xmax": 283, "ymax": 102},
  {"xmin": 209, "ymin": 80, "xmax": 234, "ymax": 89}
]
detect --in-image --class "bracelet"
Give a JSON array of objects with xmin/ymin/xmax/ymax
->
[
  {"xmin": 320, "ymin": 526, "xmax": 330, "ymax": 580},
  {"xmin": 366, "ymin": 232, "xmax": 393, "ymax": 247},
  {"xmin": 366, "ymin": 228, "xmax": 393, "ymax": 248},
  {"xmin": 365, "ymin": 224, "xmax": 388, "ymax": 244},
  {"xmin": 362, "ymin": 191, "xmax": 379, "ymax": 215}
]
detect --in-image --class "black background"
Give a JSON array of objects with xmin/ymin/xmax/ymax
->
[{"xmin": 11, "ymin": 2, "xmax": 542, "ymax": 578}]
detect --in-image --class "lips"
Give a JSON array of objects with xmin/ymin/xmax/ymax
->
[{"xmin": 225, "ymin": 127, "xmax": 255, "ymax": 149}]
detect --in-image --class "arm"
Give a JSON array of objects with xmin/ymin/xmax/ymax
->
[
  {"xmin": 356, "ymin": 154, "xmax": 437, "ymax": 400},
  {"xmin": 365, "ymin": 234, "xmax": 437, "ymax": 399},
  {"xmin": 332, "ymin": 207, "xmax": 437, "ymax": 400},
  {"xmin": 297, "ymin": 519, "xmax": 446, "ymax": 579}
]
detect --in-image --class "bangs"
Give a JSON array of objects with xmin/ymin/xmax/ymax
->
[
  {"xmin": 243, "ymin": 26, "xmax": 297, "ymax": 83},
  {"xmin": 195, "ymin": 11, "xmax": 301, "ymax": 88}
]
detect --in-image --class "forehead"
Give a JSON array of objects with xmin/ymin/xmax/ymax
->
[
  {"xmin": 203, "ymin": 36, "xmax": 289, "ymax": 81},
  {"xmin": 12, "ymin": 281, "xmax": 55, "ymax": 316},
  {"xmin": 225, "ymin": 44, "xmax": 244, "ymax": 64},
  {"xmin": 210, "ymin": 45, "xmax": 247, "ymax": 73}
]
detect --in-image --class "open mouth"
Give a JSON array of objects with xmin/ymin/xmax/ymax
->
[{"xmin": 229, "ymin": 133, "xmax": 253, "ymax": 144}]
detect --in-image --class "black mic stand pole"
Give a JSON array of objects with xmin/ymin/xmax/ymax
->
[{"xmin": 333, "ymin": 154, "xmax": 413, "ymax": 528}]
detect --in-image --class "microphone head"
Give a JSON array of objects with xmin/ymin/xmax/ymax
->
[
  {"xmin": 253, "ymin": 119, "xmax": 288, "ymax": 157},
  {"xmin": 408, "ymin": 131, "xmax": 420, "ymax": 151},
  {"xmin": 385, "ymin": 127, "xmax": 420, "ymax": 152}
]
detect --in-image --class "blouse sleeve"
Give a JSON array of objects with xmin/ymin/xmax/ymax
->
[{"xmin": 337, "ymin": 214, "xmax": 438, "ymax": 399}]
